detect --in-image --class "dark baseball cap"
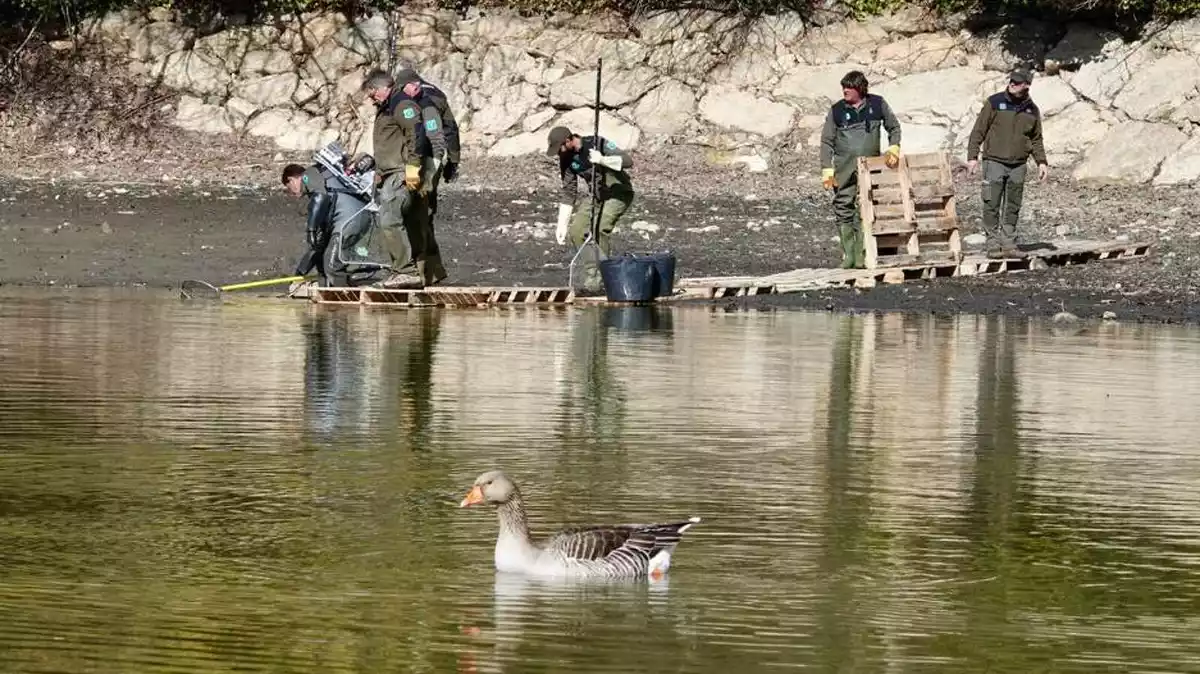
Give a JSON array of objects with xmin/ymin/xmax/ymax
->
[
  {"xmin": 546, "ymin": 126, "xmax": 572, "ymax": 155},
  {"xmin": 1009, "ymin": 69, "xmax": 1033, "ymax": 84},
  {"xmin": 395, "ymin": 67, "xmax": 420, "ymax": 85}
]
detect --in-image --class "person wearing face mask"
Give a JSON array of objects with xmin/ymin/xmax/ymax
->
[
  {"xmin": 966, "ymin": 69, "xmax": 1049, "ymax": 259},
  {"xmin": 819, "ymin": 70, "xmax": 903, "ymax": 269}
]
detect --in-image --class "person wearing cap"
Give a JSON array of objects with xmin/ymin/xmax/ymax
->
[
  {"xmin": 966, "ymin": 68, "xmax": 1049, "ymax": 259},
  {"xmin": 391, "ymin": 66, "xmax": 463, "ymax": 192},
  {"xmin": 546, "ymin": 125, "xmax": 635, "ymax": 293},
  {"xmin": 819, "ymin": 70, "xmax": 903, "ymax": 269},
  {"xmin": 361, "ymin": 68, "xmax": 447, "ymax": 288}
]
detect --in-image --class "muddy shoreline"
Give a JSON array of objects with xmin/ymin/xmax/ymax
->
[{"xmin": 0, "ymin": 149, "xmax": 1194, "ymax": 325}]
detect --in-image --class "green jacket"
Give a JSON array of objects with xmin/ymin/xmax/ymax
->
[
  {"xmin": 967, "ymin": 91, "xmax": 1047, "ymax": 165},
  {"xmin": 417, "ymin": 82, "xmax": 462, "ymax": 165},
  {"xmin": 820, "ymin": 94, "xmax": 902, "ymax": 177},
  {"xmin": 372, "ymin": 91, "xmax": 425, "ymax": 175}
]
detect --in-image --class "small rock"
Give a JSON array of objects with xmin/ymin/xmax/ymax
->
[
  {"xmin": 1052, "ymin": 311, "xmax": 1079, "ymax": 323},
  {"xmin": 964, "ymin": 233, "xmax": 987, "ymax": 246},
  {"xmin": 1054, "ymin": 224, "xmax": 1070, "ymax": 237},
  {"xmin": 686, "ymin": 225, "xmax": 720, "ymax": 234},
  {"xmin": 631, "ymin": 220, "xmax": 660, "ymax": 233},
  {"xmin": 1102, "ymin": 311, "xmax": 1117, "ymax": 320},
  {"xmin": 100, "ymin": 222, "xmax": 112, "ymax": 234}
]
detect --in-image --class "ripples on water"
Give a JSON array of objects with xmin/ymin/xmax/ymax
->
[{"xmin": 2, "ymin": 288, "xmax": 1200, "ymax": 672}]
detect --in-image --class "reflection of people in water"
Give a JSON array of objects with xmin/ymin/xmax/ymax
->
[
  {"xmin": 814, "ymin": 314, "xmax": 875, "ymax": 668},
  {"xmin": 384, "ymin": 308, "xmax": 441, "ymax": 449},
  {"xmin": 299, "ymin": 308, "xmax": 442, "ymax": 446},
  {"xmin": 301, "ymin": 308, "xmax": 360, "ymax": 439},
  {"xmin": 555, "ymin": 307, "xmax": 628, "ymax": 452}
]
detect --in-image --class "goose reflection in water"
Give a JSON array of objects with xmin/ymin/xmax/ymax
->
[{"xmin": 457, "ymin": 571, "xmax": 674, "ymax": 674}]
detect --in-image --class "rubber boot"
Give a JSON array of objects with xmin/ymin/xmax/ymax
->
[
  {"xmin": 851, "ymin": 227, "xmax": 865, "ymax": 269},
  {"xmin": 839, "ymin": 223, "xmax": 863, "ymax": 269}
]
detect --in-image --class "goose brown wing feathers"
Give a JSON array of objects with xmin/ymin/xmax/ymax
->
[
  {"xmin": 544, "ymin": 518, "xmax": 700, "ymax": 562},
  {"xmin": 544, "ymin": 525, "xmax": 635, "ymax": 560}
]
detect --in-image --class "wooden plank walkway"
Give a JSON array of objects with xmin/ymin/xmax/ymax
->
[
  {"xmin": 673, "ymin": 238, "xmax": 1152, "ymax": 298},
  {"xmin": 302, "ymin": 238, "xmax": 1150, "ymax": 307},
  {"xmin": 309, "ymin": 285, "xmax": 574, "ymax": 307}
]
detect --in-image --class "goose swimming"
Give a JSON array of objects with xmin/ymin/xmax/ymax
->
[{"xmin": 459, "ymin": 469, "xmax": 701, "ymax": 580}]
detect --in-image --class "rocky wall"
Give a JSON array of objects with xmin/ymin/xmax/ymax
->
[{"xmin": 76, "ymin": 5, "xmax": 1200, "ymax": 184}]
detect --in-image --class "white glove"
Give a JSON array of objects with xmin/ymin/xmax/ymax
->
[
  {"xmin": 589, "ymin": 149, "xmax": 623, "ymax": 171},
  {"xmin": 555, "ymin": 203, "xmax": 572, "ymax": 245}
]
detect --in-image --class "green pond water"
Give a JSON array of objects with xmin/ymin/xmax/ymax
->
[{"xmin": 1, "ymin": 288, "xmax": 1198, "ymax": 673}]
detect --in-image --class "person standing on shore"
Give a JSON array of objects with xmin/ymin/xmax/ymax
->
[
  {"xmin": 819, "ymin": 70, "xmax": 902, "ymax": 269},
  {"xmin": 361, "ymin": 69, "xmax": 447, "ymax": 288},
  {"xmin": 546, "ymin": 125, "xmax": 635, "ymax": 294},
  {"xmin": 966, "ymin": 69, "xmax": 1049, "ymax": 259},
  {"xmin": 391, "ymin": 66, "xmax": 462, "ymax": 217}
]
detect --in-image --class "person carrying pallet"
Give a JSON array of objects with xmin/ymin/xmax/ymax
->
[{"xmin": 819, "ymin": 70, "xmax": 903, "ymax": 269}]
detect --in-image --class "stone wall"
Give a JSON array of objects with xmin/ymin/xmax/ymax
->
[{"xmin": 76, "ymin": 5, "xmax": 1200, "ymax": 184}]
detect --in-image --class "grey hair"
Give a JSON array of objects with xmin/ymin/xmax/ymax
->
[{"xmin": 361, "ymin": 69, "xmax": 394, "ymax": 91}]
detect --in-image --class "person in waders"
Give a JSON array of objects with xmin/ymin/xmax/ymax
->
[
  {"xmin": 818, "ymin": 70, "xmax": 903, "ymax": 269},
  {"xmin": 283, "ymin": 162, "xmax": 385, "ymax": 288}
]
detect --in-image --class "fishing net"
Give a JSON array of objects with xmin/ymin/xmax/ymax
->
[{"xmin": 179, "ymin": 279, "xmax": 221, "ymax": 300}]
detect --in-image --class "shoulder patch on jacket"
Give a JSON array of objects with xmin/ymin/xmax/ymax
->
[{"xmin": 402, "ymin": 107, "xmax": 417, "ymax": 119}]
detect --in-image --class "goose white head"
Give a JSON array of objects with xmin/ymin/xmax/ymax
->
[{"xmin": 459, "ymin": 470, "xmax": 518, "ymax": 508}]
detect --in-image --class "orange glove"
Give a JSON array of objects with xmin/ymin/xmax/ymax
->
[
  {"xmin": 884, "ymin": 145, "xmax": 900, "ymax": 169},
  {"xmin": 821, "ymin": 168, "xmax": 835, "ymax": 190},
  {"xmin": 404, "ymin": 164, "xmax": 421, "ymax": 191}
]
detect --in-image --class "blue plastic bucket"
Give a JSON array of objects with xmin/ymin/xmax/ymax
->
[
  {"xmin": 644, "ymin": 251, "xmax": 677, "ymax": 298},
  {"xmin": 599, "ymin": 254, "xmax": 656, "ymax": 302}
]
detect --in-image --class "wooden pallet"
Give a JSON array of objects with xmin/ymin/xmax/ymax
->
[
  {"xmin": 680, "ymin": 238, "xmax": 1151, "ymax": 293},
  {"xmin": 857, "ymin": 151, "xmax": 962, "ymax": 269},
  {"xmin": 673, "ymin": 276, "xmax": 777, "ymax": 299},
  {"xmin": 310, "ymin": 285, "xmax": 574, "ymax": 307},
  {"xmin": 304, "ymin": 239, "xmax": 1150, "ymax": 307}
]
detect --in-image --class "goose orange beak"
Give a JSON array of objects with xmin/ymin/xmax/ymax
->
[{"xmin": 460, "ymin": 485, "xmax": 484, "ymax": 508}]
